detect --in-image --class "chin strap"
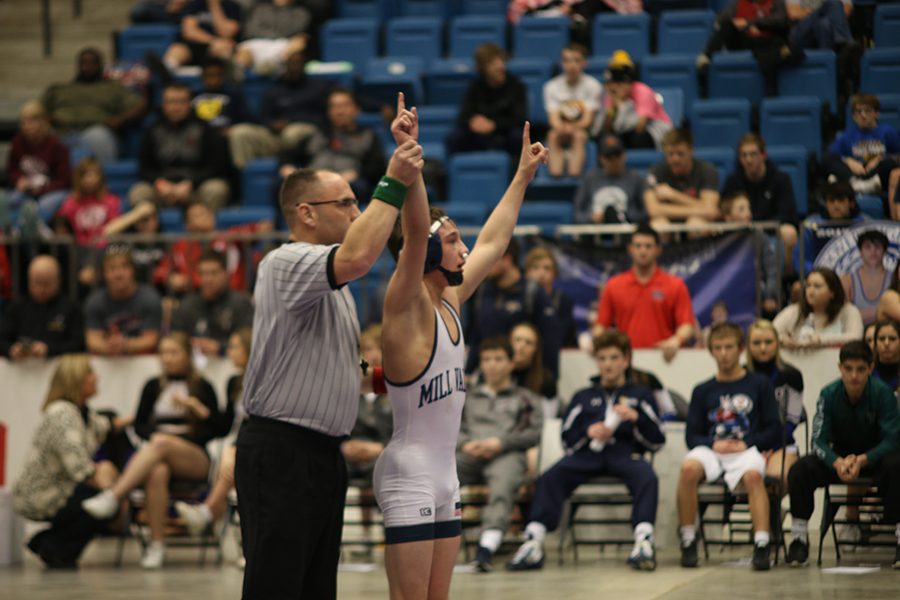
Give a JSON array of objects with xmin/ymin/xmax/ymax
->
[{"xmin": 438, "ymin": 266, "xmax": 463, "ymax": 287}]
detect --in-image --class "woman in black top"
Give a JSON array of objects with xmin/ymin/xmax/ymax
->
[
  {"xmin": 871, "ymin": 319, "xmax": 900, "ymax": 391},
  {"xmin": 81, "ymin": 331, "xmax": 220, "ymax": 569},
  {"xmin": 510, "ymin": 322, "xmax": 558, "ymax": 418}
]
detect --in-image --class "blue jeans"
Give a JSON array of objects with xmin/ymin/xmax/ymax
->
[
  {"xmin": 64, "ymin": 125, "xmax": 118, "ymax": 164},
  {"xmin": 4, "ymin": 188, "xmax": 69, "ymax": 222},
  {"xmin": 789, "ymin": 0, "xmax": 852, "ymax": 49}
]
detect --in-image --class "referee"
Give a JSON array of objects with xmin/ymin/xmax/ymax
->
[{"xmin": 235, "ymin": 114, "xmax": 423, "ymax": 598}]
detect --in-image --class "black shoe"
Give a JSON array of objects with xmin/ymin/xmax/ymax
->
[
  {"xmin": 893, "ymin": 545, "xmax": 900, "ymax": 570},
  {"xmin": 786, "ymin": 538, "xmax": 809, "ymax": 567},
  {"xmin": 473, "ymin": 545, "xmax": 493, "ymax": 573},
  {"xmin": 752, "ymin": 542, "xmax": 771, "ymax": 571},
  {"xmin": 680, "ymin": 540, "xmax": 699, "ymax": 568}
]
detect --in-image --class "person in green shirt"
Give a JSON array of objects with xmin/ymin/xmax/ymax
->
[{"xmin": 786, "ymin": 340, "xmax": 900, "ymax": 568}]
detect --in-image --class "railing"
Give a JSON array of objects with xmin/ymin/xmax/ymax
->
[{"xmin": 40, "ymin": 0, "xmax": 84, "ymax": 57}]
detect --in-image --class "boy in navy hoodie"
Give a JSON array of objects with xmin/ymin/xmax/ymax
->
[
  {"xmin": 678, "ymin": 322, "xmax": 781, "ymax": 571},
  {"xmin": 507, "ymin": 331, "xmax": 665, "ymax": 572}
]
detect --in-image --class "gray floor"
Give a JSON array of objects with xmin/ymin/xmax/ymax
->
[{"xmin": 1, "ymin": 539, "xmax": 897, "ymax": 600}]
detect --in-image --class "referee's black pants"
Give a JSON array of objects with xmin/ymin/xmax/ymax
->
[{"xmin": 235, "ymin": 416, "xmax": 348, "ymax": 600}]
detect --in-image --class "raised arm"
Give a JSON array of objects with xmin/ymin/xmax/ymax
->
[{"xmin": 453, "ymin": 123, "xmax": 548, "ymax": 303}]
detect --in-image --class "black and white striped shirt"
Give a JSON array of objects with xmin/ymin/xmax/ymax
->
[{"xmin": 242, "ymin": 242, "xmax": 361, "ymax": 436}]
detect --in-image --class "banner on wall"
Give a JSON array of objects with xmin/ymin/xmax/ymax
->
[{"xmin": 813, "ymin": 220, "xmax": 900, "ymax": 276}]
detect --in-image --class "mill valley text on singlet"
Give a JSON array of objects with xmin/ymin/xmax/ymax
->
[{"xmin": 419, "ymin": 368, "xmax": 466, "ymax": 408}]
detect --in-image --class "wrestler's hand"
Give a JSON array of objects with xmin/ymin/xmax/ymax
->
[
  {"xmin": 390, "ymin": 92, "xmax": 418, "ymax": 145},
  {"xmin": 385, "ymin": 140, "xmax": 425, "ymax": 186},
  {"xmin": 515, "ymin": 122, "xmax": 549, "ymax": 183}
]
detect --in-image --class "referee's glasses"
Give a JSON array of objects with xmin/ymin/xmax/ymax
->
[{"xmin": 302, "ymin": 197, "xmax": 359, "ymax": 210}]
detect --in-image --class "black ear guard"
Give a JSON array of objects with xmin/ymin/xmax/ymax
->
[{"xmin": 424, "ymin": 217, "xmax": 447, "ymax": 273}]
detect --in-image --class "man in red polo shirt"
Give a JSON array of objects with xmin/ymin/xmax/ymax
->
[{"xmin": 593, "ymin": 223, "xmax": 696, "ymax": 361}]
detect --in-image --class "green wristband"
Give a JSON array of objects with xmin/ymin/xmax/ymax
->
[{"xmin": 372, "ymin": 176, "xmax": 407, "ymax": 209}]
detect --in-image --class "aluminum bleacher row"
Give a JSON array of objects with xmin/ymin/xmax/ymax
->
[{"xmin": 107, "ymin": 4, "xmax": 900, "ymax": 230}]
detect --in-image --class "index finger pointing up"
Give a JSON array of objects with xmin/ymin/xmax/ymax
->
[
  {"xmin": 397, "ymin": 92, "xmax": 406, "ymax": 115},
  {"xmin": 522, "ymin": 121, "xmax": 531, "ymax": 147}
]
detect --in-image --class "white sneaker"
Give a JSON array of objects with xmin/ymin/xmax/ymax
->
[
  {"xmin": 141, "ymin": 542, "xmax": 166, "ymax": 569},
  {"xmin": 81, "ymin": 489, "xmax": 118, "ymax": 519},
  {"xmin": 837, "ymin": 524, "xmax": 861, "ymax": 550},
  {"xmin": 175, "ymin": 501, "xmax": 211, "ymax": 536},
  {"xmin": 506, "ymin": 539, "xmax": 544, "ymax": 571}
]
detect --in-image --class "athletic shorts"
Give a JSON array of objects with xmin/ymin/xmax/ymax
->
[
  {"xmin": 236, "ymin": 38, "xmax": 291, "ymax": 70},
  {"xmin": 685, "ymin": 445, "xmax": 766, "ymax": 492}
]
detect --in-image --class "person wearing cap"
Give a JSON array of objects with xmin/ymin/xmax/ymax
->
[
  {"xmin": 594, "ymin": 51, "xmax": 672, "ymax": 151},
  {"xmin": 543, "ymin": 43, "xmax": 602, "ymax": 178},
  {"xmin": 574, "ymin": 134, "xmax": 646, "ymax": 224}
]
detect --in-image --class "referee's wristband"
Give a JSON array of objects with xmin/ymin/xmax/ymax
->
[{"xmin": 372, "ymin": 176, "xmax": 406, "ymax": 209}]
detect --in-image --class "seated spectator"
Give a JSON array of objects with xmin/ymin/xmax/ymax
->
[
  {"xmin": 56, "ymin": 157, "xmax": 122, "ymax": 251},
  {"xmin": 840, "ymin": 229, "xmax": 891, "ymax": 326},
  {"xmin": 458, "ymin": 336, "xmax": 542, "ymax": 573},
  {"xmin": 509, "ymin": 322, "xmax": 558, "ymax": 420},
  {"xmin": 130, "ymin": 0, "xmax": 188, "ymax": 24},
  {"xmin": 696, "ymin": 299, "xmax": 731, "ymax": 349},
  {"xmin": 2, "ymin": 100, "xmax": 70, "ymax": 226},
  {"xmin": 129, "ymin": 82, "xmax": 231, "ymax": 210},
  {"xmin": 446, "ymin": 43, "xmax": 527, "ymax": 156},
  {"xmin": 0, "ymin": 255, "xmax": 84, "ymax": 359},
  {"xmin": 773, "ymin": 266, "xmax": 864, "ymax": 349},
  {"xmin": 721, "ymin": 133, "xmax": 798, "ymax": 274},
  {"xmin": 82, "ymin": 332, "xmax": 222, "ymax": 569},
  {"xmin": 12, "ymin": 355, "xmax": 130, "ymax": 568},
  {"xmin": 228, "ymin": 51, "xmax": 332, "ymax": 168},
  {"xmin": 280, "ymin": 88, "xmax": 386, "ymax": 202},
  {"xmin": 592, "ymin": 223, "xmax": 696, "ymax": 361},
  {"xmin": 720, "ymin": 192, "xmax": 780, "ymax": 315},
  {"xmin": 787, "ymin": 0, "xmax": 853, "ymax": 50},
  {"xmin": 43, "ymin": 48, "xmax": 145, "ymax": 162},
  {"xmin": 697, "ymin": 0, "xmax": 793, "ymax": 96},
  {"xmin": 163, "ymin": 0, "xmax": 242, "ymax": 70},
  {"xmin": 677, "ymin": 322, "xmax": 781, "ymax": 571},
  {"xmin": 794, "ymin": 181, "xmax": 868, "ymax": 275},
  {"xmin": 745, "ymin": 319, "xmax": 805, "ymax": 494},
  {"xmin": 170, "ymin": 250, "xmax": 254, "ymax": 356},
  {"xmin": 871, "ymin": 319, "xmax": 900, "ymax": 390},
  {"xmin": 507, "ymin": 331, "xmax": 664, "ymax": 572},
  {"xmin": 864, "ymin": 321, "xmax": 876, "ymax": 349},
  {"xmin": 644, "ymin": 129, "xmax": 720, "ymax": 229},
  {"xmin": 233, "ymin": 0, "xmax": 311, "ymax": 75},
  {"xmin": 191, "ymin": 57, "xmax": 254, "ymax": 134},
  {"xmin": 524, "ymin": 246, "xmax": 578, "ymax": 349},
  {"xmin": 543, "ymin": 43, "xmax": 601, "ymax": 177},
  {"xmin": 785, "ymin": 340, "xmax": 900, "ymax": 568},
  {"xmin": 574, "ymin": 134, "xmax": 646, "ymax": 224},
  {"xmin": 824, "ymin": 93, "xmax": 900, "ymax": 200},
  {"xmin": 84, "ymin": 246, "xmax": 162, "ymax": 356},
  {"xmin": 594, "ymin": 51, "xmax": 672, "ymax": 151},
  {"xmin": 878, "ymin": 262, "xmax": 900, "ymax": 326},
  {"xmin": 101, "ymin": 201, "xmax": 167, "ymax": 291}
]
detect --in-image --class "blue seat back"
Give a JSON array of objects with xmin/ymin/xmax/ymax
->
[
  {"xmin": 241, "ymin": 158, "xmax": 279, "ymax": 208},
  {"xmin": 777, "ymin": 50, "xmax": 837, "ymax": 112},
  {"xmin": 861, "ymin": 49, "xmax": 900, "ymax": 95},
  {"xmin": 513, "ymin": 16, "xmax": 569, "ymax": 59},
  {"xmin": 690, "ymin": 98, "xmax": 751, "ymax": 150},
  {"xmin": 709, "ymin": 51, "xmax": 765, "ymax": 105},
  {"xmin": 448, "ymin": 152, "xmax": 510, "ymax": 205},
  {"xmin": 449, "ymin": 15, "xmax": 506, "ymax": 58},
  {"xmin": 385, "ymin": 17, "xmax": 444, "ymax": 61},
  {"xmin": 592, "ymin": 14, "xmax": 651, "ymax": 62},
  {"xmin": 217, "ymin": 206, "xmax": 276, "ymax": 229},
  {"xmin": 761, "ymin": 96, "xmax": 822, "ymax": 158},
  {"xmin": 426, "ymin": 58, "xmax": 477, "ymax": 105},
  {"xmin": 507, "ymin": 58, "xmax": 554, "ymax": 125},
  {"xmin": 657, "ymin": 10, "xmax": 715, "ymax": 56},
  {"xmin": 767, "ymin": 145, "xmax": 808, "ymax": 215},
  {"xmin": 117, "ymin": 25, "xmax": 178, "ymax": 62},
  {"xmin": 102, "ymin": 160, "xmax": 139, "ymax": 202},
  {"xmin": 321, "ymin": 18, "xmax": 380, "ymax": 64},
  {"xmin": 875, "ymin": 4, "xmax": 900, "ymax": 47},
  {"xmin": 417, "ymin": 105, "xmax": 458, "ymax": 144},
  {"xmin": 656, "ymin": 87, "xmax": 685, "ymax": 127},
  {"xmin": 641, "ymin": 54, "xmax": 699, "ymax": 108}
]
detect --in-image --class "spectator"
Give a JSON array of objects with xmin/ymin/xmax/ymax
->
[
  {"xmin": 787, "ymin": 0, "xmax": 853, "ymax": 50},
  {"xmin": 43, "ymin": 48, "xmax": 145, "ymax": 162},
  {"xmin": 574, "ymin": 134, "xmax": 646, "ymax": 224},
  {"xmin": 773, "ymin": 266, "xmax": 864, "ymax": 349},
  {"xmin": 871, "ymin": 319, "xmax": 900, "ymax": 390},
  {"xmin": 458, "ymin": 336, "xmax": 542, "ymax": 573},
  {"xmin": 644, "ymin": 129, "xmax": 720, "ymax": 229},
  {"xmin": 593, "ymin": 223, "xmax": 696, "ymax": 361},
  {"xmin": 864, "ymin": 321, "xmax": 876, "ymax": 349},
  {"xmin": 129, "ymin": 82, "xmax": 231, "ymax": 210},
  {"xmin": 3, "ymin": 100, "xmax": 70, "ymax": 225},
  {"xmin": 543, "ymin": 43, "xmax": 601, "ymax": 177},
  {"xmin": 721, "ymin": 133, "xmax": 799, "ymax": 273},
  {"xmin": 594, "ymin": 51, "xmax": 672, "ymax": 151},
  {"xmin": 81, "ymin": 332, "xmax": 222, "ymax": 569},
  {"xmin": 446, "ymin": 43, "xmax": 527, "ymax": 156},
  {"xmin": 510, "ymin": 322, "xmax": 559, "ymax": 419},
  {"xmin": 677, "ymin": 322, "xmax": 782, "ymax": 570},
  {"xmin": 56, "ymin": 157, "xmax": 122, "ymax": 249},
  {"xmin": 163, "ymin": 0, "xmax": 242, "ymax": 70},
  {"xmin": 170, "ymin": 250, "xmax": 254, "ymax": 356},
  {"xmin": 507, "ymin": 330, "xmax": 664, "ymax": 572},
  {"xmin": 878, "ymin": 263, "xmax": 900, "ymax": 325},
  {"xmin": 228, "ymin": 51, "xmax": 333, "ymax": 167},
  {"xmin": 84, "ymin": 246, "xmax": 162, "ymax": 356},
  {"xmin": 824, "ymin": 93, "xmax": 900, "ymax": 199},
  {"xmin": 280, "ymin": 88, "xmax": 386, "ymax": 202},
  {"xmin": 130, "ymin": 0, "xmax": 188, "ymax": 23},
  {"xmin": 720, "ymin": 192, "xmax": 780, "ymax": 315},
  {"xmin": 12, "ymin": 355, "xmax": 129, "ymax": 568},
  {"xmin": 785, "ymin": 340, "xmax": 900, "ymax": 568},
  {"xmin": 524, "ymin": 246, "xmax": 578, "ymax": 349},
  {"xmin": 794, "ymin": 181, "xmax": 868, "ymax": 275},
  {"xmin": 696, "ymin": 299, "xmax": 731, "ymax": 349},
  {"xmin": 840, "ymin": 229, "xmax": 891, "ymax": 326},
  {"xmin": 191, "ymin": 57, "xmax": 254, "ymax": 134},
  {"xmin": 102, "ymin": 201, "xmax": 167, "ymax": 290},
  {"xmin": 466, "ymin": 238, "xmax": 561, "ymax": 377},
  {"xmin": 0, "ymin": 255, "xmax": 84, "ymax": 359},
  {"xmin": 233, "ymin": 0, "xmax": 311, "ymax": 75}
]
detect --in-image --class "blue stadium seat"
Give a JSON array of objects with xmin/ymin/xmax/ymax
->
[
  {"xmin": 507, "ymin": 58, "xmax": 555, "ymax": 124},
  {"xmin": 767, "ymin": 145, "xmax": 808, "ymax": 215},
  {"xmin": 657, "ymin": 10, "xmax": 714, "ymax": 56},
  {"xmin": 395, "ymin": 0, "xmax": 455, "ymax": 17},
  {"xmin": 335, "ymin": 0, "xmax": 392, "ymax": 18},
  {"xmin": 306, "ymin": 65, "xmax": 356, "ymax": 90},
  {"xmin": 592, "ymin": 14, "xmax": 651, "ymax": 62},
  {"xmin": 447, "ymin": 152, "xmax": 510, "ymax": 205},
  {"xmin": 158, "ymin": 208, "xmax": 184, "ymax": 232},
  {"xmin": 241, "ymin": 158, "xmax": 279, "ymax": 208},
  {"xmin": 875, "ymin": 4, "xmax": 900, "ymax": 47},
  {"xmin": 857, "ymin": 194, "xmax": 884, "ymax": 219},
  {"xmin": 529, "ymin": 143, "xmax": 595, "ymax": 202},
  {"xmin": 320, "ymin": 18, "xmax": 380, "ymax": 64},
  {"xmin": 513, "ymin": 16, "xmax": 570, "ymax": 60},
  {"xmin": 777, "ymin": 50, "xmax": 837, "ymax": 113},
  {"xmin": 693, "ymin": 146, "xmax": 734, "ymax": 184},
  {"xmin": 217, "ymin": 206, "xmax": 276, "ymax": 229},
  {"xmin": 518, "ymin": 201, "xmax": 574, "ymax": 233},
  {"xmin": 861, "ymin": 49, "xmax": 900, "ymax": 95},
  {"xmin": 426, "ymin": 58, "xmax": 476, "ymax": 105},
  {"xmin": 584, "ymin": 55, "xmax": 609, "ymax": 82},
  {"xmin": 459, "ymin": 0, "xmax": 505, "ymax": 14},
  {"xmin": 760, "ymin": 96, "xmax": 822, "ymax": 158},
  {"xmin": 625, "ymin": 149, "xmax": 663, "ymax": 173},
  {"xmin": 437, "ymin": 201, "xmax": 488, "ymax": 226},
  {"xmin": 449, "ymin": 15, "xmax": 506, "ymax": 58},
  {"xmin": 360, "ymin": 57, "xmax": 426, "ymax": 106},
  {"xmin": 102, "ymin": 160, "xmax": 139, "ymax": 202},
  {"xmin": 656, "ymin": 87, "xmax": 685, "ymax": 127},
  {"xmin": 242, "ymin": 73, "xmax": 275, "ymax": 120},
  {"xmin": 117, "ymin": 25, "xmax": 178, "ymax": 62},
  {"xmin": 689, "ymin": 98, "xmax": 751, "ymax": 150},
  {"xmin": 385, "ymin": 17, "xmax": 444, "ymax": 61},
  {"xmin": 844, "ymin": 93, "xmax": 900, "ymax": 132},
  {"xmin": 417, "ymin": 105, "xmax": 458, "ymax": 144},
  {"xmin": 641, "ymin": 55, "xmax": 699, "ymax": 108},
  {"xmin": 709, "ymin": 51, "xmax": 765, "ymax": 104}
]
